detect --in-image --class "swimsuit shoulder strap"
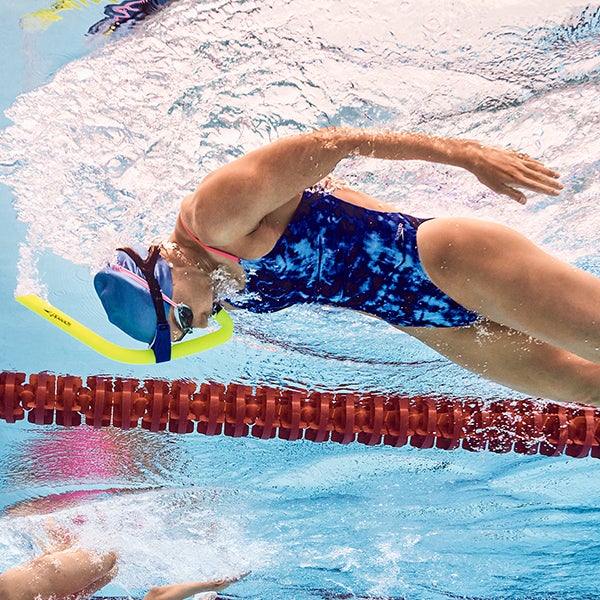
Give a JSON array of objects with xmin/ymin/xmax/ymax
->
[{"xmin": 177, "ymin": 213, "xmax": 241, "ymax": 263}]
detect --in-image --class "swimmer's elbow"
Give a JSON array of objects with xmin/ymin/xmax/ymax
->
[{"xmin": 310, "ymin": 126, "xmax": 373, "ymax": 159}]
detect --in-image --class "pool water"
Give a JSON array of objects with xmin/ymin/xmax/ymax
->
[{"xmin": 1, "ymin": 1, "xmax": 600, "ymax": 598}]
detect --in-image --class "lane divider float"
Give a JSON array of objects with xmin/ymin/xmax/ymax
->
[{"xmin": 0, "ymin": 370, "xmax": 598, "ymax": 458}]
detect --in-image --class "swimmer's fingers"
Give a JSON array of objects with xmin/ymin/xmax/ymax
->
[
  {"xmin": 519, "ymin": 174, "xmax": 563, "ymax": 195},
  {"xmin": 510, "ymin": 164, "xmax": 564, "ymax": 199},
  {"xmin": 222, "ymin": 571, "xmax": 251, "ymax": 586},
  {"xmin": 474, "ymin": 148, "xmax": 563, "ymax": 203},
  {"xmin": 479, "ymin": 174, "xmax": 556, "ymax": 205},
  {"xmin": 207, "ymin": 571, "xmax": 251, "ymax": 591},
  {"xmin": 495, "ymin": 183, "xmax": 527, "ymax": 205},
  {"xmin": 517, "ymin": 152, "xmax": 562, "ymax": 180},
  {"xmin": 520, "ymin": 156, "xmax": 561, "ymax": 179},
  {"xmin": 522, "ymin": 155, "xmax": 562, "ymax": 182},
  {"xmin": 508, "ymin": 152, "xmax": 563, "ymax": 191},
  {"xmin": 228, "ymin": 571, "xmax": 251, "ymax": 583},
  {"xmin": 494, "ymin": 175, "xmax": 562, "ymax": 205}
]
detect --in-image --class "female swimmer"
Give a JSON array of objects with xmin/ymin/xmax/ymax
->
[{"xmin": 95, "ymin": 128, "xmax": 600, "ymax": 405}]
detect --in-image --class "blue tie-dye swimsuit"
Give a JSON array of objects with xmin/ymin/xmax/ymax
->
[{"xmin": 227, "ymin": 188, "xmax": 478, "ymax": 327}]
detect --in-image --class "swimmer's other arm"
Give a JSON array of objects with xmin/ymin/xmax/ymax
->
[
  {"xmin": 143, "ymin": 571, "xmax": 250, "ymax": 600},
  {"xmin": 190, "ymin": 127, "xmax": 563, "ymax": 244}
]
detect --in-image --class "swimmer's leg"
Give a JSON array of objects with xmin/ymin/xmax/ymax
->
[
  {"xmin": 70, "ymin": 553, "xmax": 119, "ymax": 599},
  {"xmin": 41, "ymin": 518, "xmax": 77, "ymax": 553},
  {"xmin": 416, "ymin": 217, "xmax": 600, "ymax": 365},
  {"xmin": 402, "ymin": 321, "xmax": 600, "ymax": 405},
  {"xmin": 7, "ymin": 547, "xmax": 119, "ymax": 600}
]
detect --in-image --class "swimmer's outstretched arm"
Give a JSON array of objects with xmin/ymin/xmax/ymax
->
[
  {"xmin": 188, "ymin": 127, "xmax": 563, "ymax": 246},
  {"xmin": 143, "ymin": 571, "xmax": 250, "ymax": 600}
]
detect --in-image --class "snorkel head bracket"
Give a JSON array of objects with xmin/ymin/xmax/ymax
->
[{"xmin": 116, "ymin": 245, "xmax": 172, "ymax": 362}]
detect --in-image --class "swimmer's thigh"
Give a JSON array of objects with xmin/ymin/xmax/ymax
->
[
  {"xmin": 400, "ymin": 321, "xmax": 600, "ymax": 404},
  {"xmin": 29, "ymin": 548, "xmax": 118, "ymax": 599}
]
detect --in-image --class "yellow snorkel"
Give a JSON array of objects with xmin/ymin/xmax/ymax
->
[{"xmin": 15, "ymin": 294, "xmax": 234, "ymax": 364}]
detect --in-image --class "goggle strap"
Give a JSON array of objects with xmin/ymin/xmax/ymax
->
[
  {"xmin": 118, "ymin": 246, "xmax": 167, "ymax": 322},
  {"xmin": 118, "ymin": 245, "xmax": 171, "ymax": 362}
]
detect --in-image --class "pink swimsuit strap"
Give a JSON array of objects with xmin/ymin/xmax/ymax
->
[{"xmin": 177, "ymin": 213, "xmax": 241, "ymax": 263}]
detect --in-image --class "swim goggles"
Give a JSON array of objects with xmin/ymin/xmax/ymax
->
[{"xmin": 172, "ymin": 302, "xmax": 223, "ymax": 342}]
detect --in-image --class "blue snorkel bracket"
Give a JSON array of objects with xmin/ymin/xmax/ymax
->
[
  {"xmin": 152, "ymin": 321, "xmax": 172, "ymax": 363},
  {"xmin": 119, "ymin": 246, "xmax": 172, "ymax": 363}
]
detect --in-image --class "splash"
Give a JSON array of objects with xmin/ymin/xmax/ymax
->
[{"xmin": 2, "ymin": 0, "xmax": 599, "ymax": 296}]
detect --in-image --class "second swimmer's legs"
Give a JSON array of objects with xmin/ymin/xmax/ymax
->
[{"xmin": 416, "ymin": 217, "xmax": 600, "ymax": 364}]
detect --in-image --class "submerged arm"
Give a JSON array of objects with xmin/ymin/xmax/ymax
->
[{"xmin": 189, "ymin": 127, "xmax": 563, "ymax": 244}]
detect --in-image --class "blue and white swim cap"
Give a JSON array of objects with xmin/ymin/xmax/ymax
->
[{"xmin": 94, "ymin": 245, "xmax": 173, "ymax": 344}]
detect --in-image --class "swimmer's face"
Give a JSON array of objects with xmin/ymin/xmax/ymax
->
[{"xmin": 164, "ymin": 255, "xmax": 215, "ymax": 342}]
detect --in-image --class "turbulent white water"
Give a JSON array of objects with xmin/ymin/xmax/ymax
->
[
  {"xmin": 1, "ymin": 0, "xmax": 599, "ymax": 294},
  {"xmin": 0, "ymin": 0, "xmax": 598, "ymax": 389}
]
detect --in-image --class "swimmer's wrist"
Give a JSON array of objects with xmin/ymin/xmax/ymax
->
[
  {"xmin": 447, "ymin": 138, "xmax": 484, "ymax": 170},
  {"xmin": 404, "ymin": 134, "xmax": 482, "ymax": 170}
]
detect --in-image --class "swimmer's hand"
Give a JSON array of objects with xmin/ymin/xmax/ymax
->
[
  {"xmin": 463, "ymin": 142, "xmax": 563, "ymax": 204},
  {"xmin": 208, "ymin": 570, "xmax": 251, "ymax": 590}
]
